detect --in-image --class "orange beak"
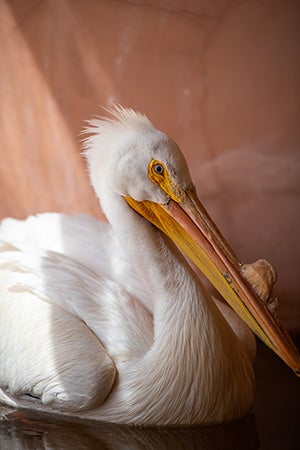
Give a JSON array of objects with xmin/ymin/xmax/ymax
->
[{"xmin": 125, "ymin": 189, "xmax": 300, "ymax": 376}]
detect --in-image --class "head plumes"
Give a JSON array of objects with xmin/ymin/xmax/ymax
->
[{"xmin": 82, "ymin": 105, "xmax": 155, "ymax": 154}]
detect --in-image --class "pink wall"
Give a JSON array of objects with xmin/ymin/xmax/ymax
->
[{"xmin": 0, "ymin": 0, "xmax": 299, "ymax": 329}]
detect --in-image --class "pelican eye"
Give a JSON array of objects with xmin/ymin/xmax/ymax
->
[
  {"xmin": 149, "ymin": 159, "xmax": 169, "ymax": 188},
  {"xmin": 153, "ymin": 163, "xmax": 164, "ymax": 175}
]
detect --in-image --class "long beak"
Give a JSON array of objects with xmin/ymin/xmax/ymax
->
[{"xmin": 125, "ymin": 190, "xmax": 300, "ymax": 375}]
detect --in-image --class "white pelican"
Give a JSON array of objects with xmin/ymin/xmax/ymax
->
[{"xmin": 0, "ymin": 106, "xmax": 299, "ymax": 426}]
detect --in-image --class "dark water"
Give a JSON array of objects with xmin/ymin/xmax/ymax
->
[
  {"xmin": 0, "ymin": 341, "xmax": 299, "ymax": 450},
  {"xmin": 0, "ymin": 411, "xmax": 259, "ymax": 450}
]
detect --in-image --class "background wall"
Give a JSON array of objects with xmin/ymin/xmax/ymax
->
[{"xmin": 0, "ymin": 0, "xmax": 299, "ymax": 330}]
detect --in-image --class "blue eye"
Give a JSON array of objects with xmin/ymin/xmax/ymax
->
[{"xmin": 153, "ymin": 164, "xmax": 164, "ymax": 175}]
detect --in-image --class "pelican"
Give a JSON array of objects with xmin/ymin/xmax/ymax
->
[{"xmin": 0, "ymin": 106, "xmax": 299, "ymax": 426}]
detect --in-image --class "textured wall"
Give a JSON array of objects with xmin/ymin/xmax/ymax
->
[{"xmin": 0, "ymin": 0, "xmax": 299, "ymax": 328}]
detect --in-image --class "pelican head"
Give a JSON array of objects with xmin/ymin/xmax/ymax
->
[
  {"xmin": 84, "ymin": 105, "xmax": 300, "ymax": 376},
  {"xmin": 85, "ymin": 107, "xmax": 191, "ymax": 206}
]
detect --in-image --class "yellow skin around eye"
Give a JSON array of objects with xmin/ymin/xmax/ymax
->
[{"xmin": 148, "ymin": 159, "xmax": 183, "ymax": 202}]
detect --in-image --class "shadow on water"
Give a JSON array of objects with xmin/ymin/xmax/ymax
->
[{"xmin": 0, "ymin": 408, "xmax": 259, "ymax": 450}]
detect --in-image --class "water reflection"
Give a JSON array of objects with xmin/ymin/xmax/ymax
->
[{"xmin": 0, "ymin": 407, "xmax": 259, "ymax": 450}]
